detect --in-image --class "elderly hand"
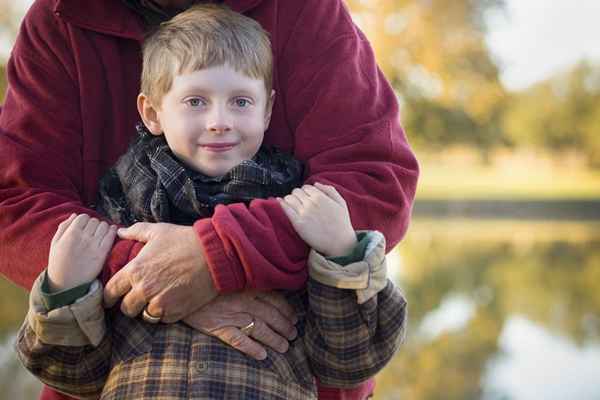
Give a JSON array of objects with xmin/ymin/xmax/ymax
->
[
  {"xmin": 184, "ymin": 290, "xmax": 298, "ymax": 360},
  {"xmin": 103, "ymin": 222, "xmax": 217, "ymax": 323}
]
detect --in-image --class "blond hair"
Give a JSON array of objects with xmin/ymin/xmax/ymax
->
[{"xmin": 141, "ymin": 4, "xmax": 272, "ymax": 107}]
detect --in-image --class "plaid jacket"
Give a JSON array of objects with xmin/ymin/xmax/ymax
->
[{"xmin": 17, "ymin": 232, "xmax": 406, "ymax": 400}]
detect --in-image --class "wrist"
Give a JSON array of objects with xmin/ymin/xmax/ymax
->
[
  {"xmin": 46, "ymin": 271, "xmax": 70, "ymax": 292},
  {"xmin": 322, "ymin": 232, "xmax": 358, "ymax": 258},
  {"xmin": 47, "ymin": 268, "xmax": 84, "ymax": 293}
]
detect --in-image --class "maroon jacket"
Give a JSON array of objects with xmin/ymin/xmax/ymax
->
[{"xmin": 0, "ymin": 0, "xmax": 418, "ymax": 398}]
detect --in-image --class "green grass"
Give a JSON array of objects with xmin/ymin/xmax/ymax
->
[{"xmin": 415, "ymin": 150, "xmax": 600, "ymax": 200}]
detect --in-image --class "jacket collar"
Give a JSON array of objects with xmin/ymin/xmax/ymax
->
[{"xmin": 53, "ymin": 0, "xmax": 263, "ymax": 42}]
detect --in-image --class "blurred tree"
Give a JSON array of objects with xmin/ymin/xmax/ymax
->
[
  {"xmin": 0, "ymin": 278, "xmax": 28, "ymax": 336},
  {"xmin": 503, "ymin": 61, "xmax": 600, "ymax": 166},
  {"xmin": 1, "ymin": 0, "xmax": 24, "ymax": 103},
  {"xmin": 0, "ymin": 65, "xmax": 6, "ymax": 103},
  {"xmin": 345, "ymin": 0, "xmax": 507, "ymax": 153}
]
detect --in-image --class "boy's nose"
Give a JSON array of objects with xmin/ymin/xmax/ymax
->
[{"xmin": 207, "ymin": 107, "xmax": 232, "ymax": 133}]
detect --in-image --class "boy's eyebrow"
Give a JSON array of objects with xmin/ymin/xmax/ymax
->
[
  {"xmin": 177, "ymin": 86, "xmax": 260, "ymax": 98},
  {"xmin": 176, "ymin": 85, "xmax": 213, "ymax": 95}
]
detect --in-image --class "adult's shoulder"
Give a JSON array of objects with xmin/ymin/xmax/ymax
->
[
  {"xmin": 274, "ymin": 0, "xmax": 362, "ymax": 72},
  {"xmin": 21, "ymin": 0, "xmax": 60, "ymax": 27},
  {"xmin": 14, "ymin": 0, "xmax": 69, "ymax": 58},
  {"xmin": 275, "ymin": 0, "xmax": 356, "ymax": 40}
]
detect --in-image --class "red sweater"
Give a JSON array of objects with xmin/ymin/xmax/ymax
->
[{"xmin": 0, "ymin": 0, "xmax": 418, "ymax": 398}]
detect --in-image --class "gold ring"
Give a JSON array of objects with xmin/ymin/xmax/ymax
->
[
  {"xmin": 142, "ymin": 307, "xmax": 162, "ymax": 324},
  {"xmin": 240, "ymin": 320, "xmax": 255, "ymax": 336}
]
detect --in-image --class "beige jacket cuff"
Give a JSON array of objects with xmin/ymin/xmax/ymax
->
[
  {"xmin": 308, "ymin": 230, "xmax": 388, "ymax": 304},
  {"xmin": 27, "ymin": 272, "xmax": 106, "ymax": 347}
]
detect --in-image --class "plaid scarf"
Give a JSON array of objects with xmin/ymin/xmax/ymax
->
[{"xmin": 96, "ymin": 123, "xmax": 303, "ymax": 226}]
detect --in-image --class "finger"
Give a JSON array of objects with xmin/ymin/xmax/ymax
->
[
  {"xmin": 302, "ymin": 184, "xmax": 330, "ymax": 206},
  {"xmin": 278, "ymin": 198, "xmax": 299, "ymax": 221},
  {"xmin": 52, "ymin": 213, "xmax": 77, "ymax": 242},
  {"xmin": 257, "ymin": 291, "xmax": 298, "ymax": 325},
  {"xmin": 302, "ymin": 184, "xmax": 322, "ymax": 199},
  {"xmin": 184, "ymin": 309, "xmax": 249, "ymax": 334},
  {"xmin": 146, "ymin": 303, "xmax": 168, "ymax": 322},
  {"xmin": 145, "ymin": 296, "xmax": 174, "ymax": 323},
  {"xmin": 103, "ymin": 268, "xmax": 133, "ymax": 308},
  {"xmin": 117, "ymin": 222, "xmax": 152, "ymax": 243},
  {"xmin": 248, "ymin": 317, "xmax": 289, "ymax": 354},
  {"xmin": 212, "ymin": 326, "xmax": 268, "ymax": 360},
  {"xmin": 283, "ymin": 194, "xmax": 303, "ymax": 213},
  {"xmin": 99, "ymin": 225, "xmax": 118, "ymax": 252},
  {"xmin": 71, "ymin": 213, "xmax": 91, "ymax": 231},
  {"xmin": 248, "ymin": 297, "xmax": 297, "ymax": 341},
  {"xmin": 291, "ymin": 188, "xmax": 309, "ymax": 205},
  {"xmin": 94, "ymin": 221, "xmax": 110, "ymax": 238},
  {"xmin": 82, "ymin": 217, "xmax": 100, "ymax": 236},
  {"xmin": 119, "ymin": 286, "xmax": 148, "ymax": 317},
  {"xmin": 315, "ymin": 182, "xmax": 346, "ymax": 205}
]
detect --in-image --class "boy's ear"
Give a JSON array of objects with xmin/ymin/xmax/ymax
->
[
  {"xmin": 264, "ymin": 90, "xmax": 276, "ymax": 127},
  {"xmin": 137, "ymin": 93, "xmax": 163, "ymax": 136}
]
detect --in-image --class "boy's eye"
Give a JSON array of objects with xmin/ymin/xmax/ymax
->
[
  {"xmin": 186, "ymin": 98, "xmax": 204, "ymax": 107},
  {"xmin": 234, "ymin": 98, "xmax": 251, "ymax": 108}
]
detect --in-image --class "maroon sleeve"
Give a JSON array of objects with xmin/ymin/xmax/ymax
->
[
  {"xmin": 196, "ymin": 0, "xmax": 419, "ymax": 293},
  {"xmin": 0, "ymin": 1, "xmax": 135, "ymax": 290}
]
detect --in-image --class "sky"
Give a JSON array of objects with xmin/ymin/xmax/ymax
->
[
  {"xmin": 486, "ymin": 0, "xmax": 600, "ymax": 90},
  {"xmin": 3, "ymin": 0, "xmax": 600, "ymax": 91}
]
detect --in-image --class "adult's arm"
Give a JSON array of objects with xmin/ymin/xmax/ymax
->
[
  {"xmin": 193, "ymin": 0, "xmax": 418, "ymax": 293},
  {"xmin": 0, "ymin": 2, "xmax": 137, "ymax": 290}
]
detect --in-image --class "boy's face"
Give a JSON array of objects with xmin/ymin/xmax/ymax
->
[{"xmin": 144, "ymin": 64, "xmax": 273, "ymax": 177}]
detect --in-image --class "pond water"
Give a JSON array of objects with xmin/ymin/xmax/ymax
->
[{"xmin": 1, "ymin": 218, "xmax": 599, "ymax": 399}]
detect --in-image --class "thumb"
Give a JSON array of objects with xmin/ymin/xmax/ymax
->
[{"xmin": 117, "ymin": 222, "xmax": 153, "ymax": 243}]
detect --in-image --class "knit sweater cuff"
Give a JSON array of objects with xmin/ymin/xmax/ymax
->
[
  {"xmin": 100, "ymin": 238, "xmax": 141, "ymax": 285},
  {"xmin": 194, "ymin": 218, "xmax": 245, "ymax": 293}
]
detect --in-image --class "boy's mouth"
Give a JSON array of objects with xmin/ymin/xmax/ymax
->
[{"xmin": 200, "ymin": 142, "xmax": 237, "ymax": 152}]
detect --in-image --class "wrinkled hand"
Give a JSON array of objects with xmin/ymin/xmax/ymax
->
[
  {"xmin": 103, "ymin": 222, "xmax": 217, "ymax": 323},
  {"xmin": 278, "ymin": 183, "xmax": 357, "ymax": 257},
  {"xmin": 184, "ymin": 290, "xmax": 298, "ymax": 360}
]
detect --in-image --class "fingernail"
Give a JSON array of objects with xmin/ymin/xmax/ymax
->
[
  {"xmin": 117, "ymin": 228, "xmax": 126, "ymax": 234},
  {"xmin": 278, "ymin": 341, "xmax": 289, "ymax": 353},
  {"xmin": 288, "ymin": 328, "xmax": 298, "ymax": 340},
  {"xmin": 258, "ymin": 350, "xmax": 267, "ymax": 360}
]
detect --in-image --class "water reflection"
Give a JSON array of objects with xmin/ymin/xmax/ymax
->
[
  {"xmin": 0, "ymin": 219, "xmax": 599, "ymax": 399},
  {"xmin": 374, "ymin": 219, "xmax": 600, "ymax": 400},
  {"xmin": 418, "ymin": 294, "xmax": 476, "ymax": 341},
  {"xmin": 0, "ymin": 324, "xmax": 42, "ymax": 399},
  {"xmin": 484, "ymin": 316, "xmax": 600, "ymax": 400}
]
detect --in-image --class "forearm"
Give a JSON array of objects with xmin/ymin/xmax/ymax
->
[
  {"xmin": 0, "ymin": 180, "xmax": 138, "ymax": 290},
  {"xmin": 16, "ymin": 325, "xmax": 111, "ymax": 399},
  {"xmin": 281, "ymin": 2, "xmax": 418, "ymax": 252},
  {"xmin": 194, "ymin": 200, "xmax": 309, "ymax": 293},
  {"xmin": 15, "ymin": 274, "xmax": 111, "ymax": 398},
  {"xmin": 304, "ymin": 280, "xmax": 406, "ymax": 387},
  {"xmin": 0, "ymin": 16, "xmax": 137, "ymax": 289},
  {"xmin": 302, "ymin": 232, "xmax": 407, "ymax": 387}
]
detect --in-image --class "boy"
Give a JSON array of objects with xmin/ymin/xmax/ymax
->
[{"xmin": 16, "ymin": 5, "xmax": 407, "ymax": 399}]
